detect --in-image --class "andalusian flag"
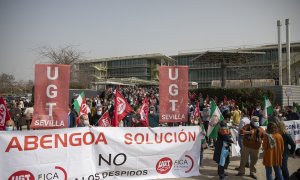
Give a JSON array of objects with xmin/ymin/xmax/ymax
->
[
  {"xmin": 262, "ymin": 96, "xmax": 274, "ymax": 126},
  {"xmin": 74, "ymin": 92, "xmax": 85, "ymax": 114},
  {"xmin": 207, "ymin": 100, "xmax": 224, "ymax": 139}
]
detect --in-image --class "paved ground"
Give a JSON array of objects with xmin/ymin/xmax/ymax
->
[{"xmin": 167, "ymin": 148, "xmax": 300, "ymax": 180}]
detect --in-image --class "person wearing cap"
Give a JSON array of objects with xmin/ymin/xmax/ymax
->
[
  {"xmin": 213, "ymin": 110, "xmax": 233, "ymax": 180},
  {"xmin": 236, "ymin": 116, "xmax": 265, "ymax": 179}
]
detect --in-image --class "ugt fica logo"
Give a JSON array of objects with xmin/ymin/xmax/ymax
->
[
  {"xmin": 8, "ymin": 166, "xmax": 67, "ymax": 180},
  {"xmin": 156, "ymin": 157, "xmax": 172, "ymax": 174}
]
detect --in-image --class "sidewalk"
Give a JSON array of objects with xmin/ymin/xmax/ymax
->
[{"xmin": 168, "ymin": 147, "xmax": 300, "ymax": 180}]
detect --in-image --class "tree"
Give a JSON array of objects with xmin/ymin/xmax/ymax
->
[
  {"xmin": 0, "ymin": 73, "xmax": 16, "ymax": 94},
  {"xmin": 37, "ymin": 45, "xmax": 83, "ymax": 65}
]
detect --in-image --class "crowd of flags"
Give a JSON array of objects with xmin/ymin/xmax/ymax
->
[
  {"xmin": 72, "ymin": 89, "xmax": 149, "ymax": 127},
  {"xmin": 72, "ymin": 90, "xmax": 275, "ymax": 129},
  {"xmin": 0, "ymin": 90, "xmax": 275, "ymax": 130}
]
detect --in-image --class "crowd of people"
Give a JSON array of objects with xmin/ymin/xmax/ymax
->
[{"xmin": 3, "ymin": 86, "xmax": 300, "ymax": 180}]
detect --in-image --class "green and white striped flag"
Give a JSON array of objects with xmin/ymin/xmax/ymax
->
[
  {"xmin": 262, "ymin": 96, "xmax": 274, "ymax": 126},
  {"xmin": 73, "ymin": 92, "xmax": 85, "ymax": 114},
  {"xmin": 207, "ymin": 100, "xmax": 224, "ymax": 139}
]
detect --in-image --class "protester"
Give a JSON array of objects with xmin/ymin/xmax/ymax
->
[
  {"xmin": 198, "ymin": 117, "xmax": 207, "ymax": 167},
  {"xmin": 235, "ymin": 108, "xmax": 251, "ymax": 170},
  {"xmin": 286, "ymin": 106, "xmax": 300, "ymax": 120},
  {"xmin": 77, "ymin": 114, "xmax": 91, "ymax": 127},
  {"xmin": 252, "ymin": 105, "xmax": 263, "ymax": 125},
  {"xmin": 277, "ymin": 121, "xmax": 296, "ymax": 180},
  {"xmin": 68, "ymin": 104, "xmax": 77, "ymax": 128},
  {"xmin": 131, "ymin": 113, "xmax": 144, "ymax": 127},
  {"xmin": 213, "ymin": 110, "xmax": 233, "ymax": 180},
  {"xmin": 202, "ymin": 103, "xmax": 211, "ymax": 145},
  {"xmin": 262, "ymin": 122, "xmax": 284, "ymax": 180},
  {"xmin": 231, "ymin": 105, "xmax": 241, "ymax": 126},
  {"xmin": 148, "ymin": 106, "xmax": 159, "ymax": 127},
  {"xmin": 10, "ymin": 102, "xmax": 23, "ymax": 130},
  {"xmin": 91, "ymin": 106, "xmax": 103, "ymax": 126},
  {"xmin": 23, "ymin": 102, "xmax": 34, "ymax": 130},
  {"xmin": 5, "ymin": 119, "xmax": 15, "ymax": 131},
  {"xmin": 236, "ymin": 116, "xmax": 265, "ymax": 179}
]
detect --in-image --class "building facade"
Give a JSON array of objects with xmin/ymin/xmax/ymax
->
[{"xmin": 72, "ymin": 42, "xmax": 300, "ymax": 89}]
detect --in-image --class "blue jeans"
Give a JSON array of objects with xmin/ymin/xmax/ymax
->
[
  {"xmin": 281, "ymin": 155, "xmax": 289, "ymax": 180},
  {"xmin": 265, "ymin": 166, "xmax": 284, "ymax": 180}
]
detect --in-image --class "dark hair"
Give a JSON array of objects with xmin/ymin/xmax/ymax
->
[
  {"xmin": 266, "ymin": 122, "xmax": 277, "ymax": 134},
  {"xmin": 222, "ymin": 110, "xmax": 231, "ymax": 119}
]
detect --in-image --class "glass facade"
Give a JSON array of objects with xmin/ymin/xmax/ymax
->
[
  {"xmin": 107, "ymin": 58, "xmax": 152, "ymax": 80},
  {"xmin": 171, "ymin": 50, "xmax": 279, "ymax": 87},
  {"xmin": 73, "ymin": 43, "xmax": 300, "ymax": 88}
]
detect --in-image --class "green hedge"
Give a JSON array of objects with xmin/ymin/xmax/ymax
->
[{"xmin": 190, "ymin": 88, "xmax": 275, "ymax": 109}]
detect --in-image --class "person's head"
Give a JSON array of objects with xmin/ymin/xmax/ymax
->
[
  {"xmin": 266, "ymin": 122, "xmax": 278, "ymax": 134},
  {"xmin": 277, "ymin": 121, "xmax": 288, "ymax": 135},
  {"xmin": 286, "ymin": 106, "xmax": 293, "ymax": 113},
  {"xmin": 80, "ymin": 114, "xmax": 89, "ymax": 126},
  {"xmin": 241, "ymin": 108, "xmax": 248, "ymax": 117},
  {"xmin": 96, "ymin": 106, "xmax": 103, "ymax": 116},
  {"xmin": 5, "ymin": 119, "xmax": 15, "ymax": 131},
  {"xmin": 256, "ymin": 105, "xmax": 261, "ymax": 111},
  {"xmin": 251, "ymin": 116, "xmax": 260, "ymax": 128},
  {"xmin": 222, "ymin": 110, "xmax": 231, "ymax": 123},
  {"xmin": 132, "ymin": 113, "xmax": 141, "ymax": 123},
  {"xmin": 149, "ymin": 106, "xmax": 155, "ymax": 114}
]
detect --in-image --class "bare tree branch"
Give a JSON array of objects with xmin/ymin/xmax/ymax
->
[{"xmin": 37, "ymin": 45, "xmax": 83, "ymax": 65}]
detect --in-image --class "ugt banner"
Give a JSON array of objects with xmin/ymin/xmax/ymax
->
[
  {"xmin": 159, "ymin": 66, "xmax": 188, "ymax": 123},
  {"xmin": 0, "ymin": 126, "xmax": 201, "ymax": 179},
  {"xmin": 31, "ymin": 64, "xmax": 70, "ymax": 129}
]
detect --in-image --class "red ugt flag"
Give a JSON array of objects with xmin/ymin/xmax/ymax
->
[
  {"xmin": 0, "ymin": 97, "xmax": 11, "ymax": 130},
  {"xmin": 98, "ymin": 111, "xmax": 111, "ymax": 127},
  {"xmin": 112, "ymin": 90, "xmax": 132, "ymax": 127},
  {"xmin": 193, "ymin": 101, "xmax": 201, "ymax": 118},
  {"xmin": 76, "ymin": 98, "xmax": 88, "ymax": 125},
  {"xmin": 139, "ymin": 97, "xmax": 149, "ymax": 127}
]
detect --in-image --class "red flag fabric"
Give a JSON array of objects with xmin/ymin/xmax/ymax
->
[
  {"xmin": 112, "ymin": 90, "xmax": 132, "ymax": 127},
  {"xmin": 139, "ymin": 97, "xmax": 149, "ymax": 127},
  {"xmin": 193, "ymin": 101, "xmax": 201, "ymax": 118},
  {"xmin": 98, "ymin": 111, "xmax": 111, "ymax": 127},
  {"xmin": 0, "ymin": 97, "xmax": 11, "ymax": 130},
  {"xmin": 76, "ymin": 98, "xmax": 88, "ymax": 125}
]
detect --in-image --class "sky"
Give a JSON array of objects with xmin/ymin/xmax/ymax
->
[{"xmin": 0, "ymin": 0, "xmax": 300, "ymax": 81}]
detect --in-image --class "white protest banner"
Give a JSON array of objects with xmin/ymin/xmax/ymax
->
[
  {"xmin": 0, "ymin": 126, "xmax": 201, "ymax": 179},
  {"xmin": 284, "ymin": 120, "xmax": 300, "ymax": 148}
]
